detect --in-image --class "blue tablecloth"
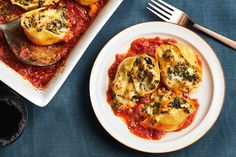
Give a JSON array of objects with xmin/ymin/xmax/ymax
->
[{"xmin": 1, "ymin": 0, "xmax": 236, "ymax": 156}]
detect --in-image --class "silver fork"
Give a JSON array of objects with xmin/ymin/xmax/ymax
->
[{"xmin": 147, "ymin": 0, "xmax": 236, "ymax": 50}]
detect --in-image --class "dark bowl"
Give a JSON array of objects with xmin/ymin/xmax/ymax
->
[{"xmin": 0, "ymin": 86, "xmax": 28, "ymax": 147}]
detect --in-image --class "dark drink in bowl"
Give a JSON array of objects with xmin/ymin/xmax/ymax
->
[{"xmin": 0, "ymin": 86, "xmax": 27, "ymax": 147}]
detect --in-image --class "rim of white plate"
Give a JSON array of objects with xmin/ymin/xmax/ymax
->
[{"xmin": 89, "ymin": 22, "xmax": 225, "ymax": 153}]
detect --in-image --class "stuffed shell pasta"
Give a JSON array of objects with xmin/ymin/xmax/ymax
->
[
  {"xmin": 140, "ymin": 87, "xmax": 198, "ymax": 132},
  {"xmin": 107, "ymin": 37, "xmax": 202, "ymax": 140},
  {"xmin": 112, "ymin": 54, "xmax": 160, "ymax": 110},
  {"xmin": 11, "ymin": 0, "xmax": 61, "ymax": 10},
  {"xmin": 21, "ymin": 8, "xmax": 72, "ymax": 45},
  {"xmin": 156, "ymin": 43, "xmax": 202, "ymax": 94}
]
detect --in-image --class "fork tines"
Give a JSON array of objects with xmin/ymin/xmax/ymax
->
[{"xmin": 147, "ymin": 0, "xmax": 176, "ymax": 22}]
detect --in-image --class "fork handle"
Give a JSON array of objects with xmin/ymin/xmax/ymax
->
[{"xmin": 193, "ymin": 23, "xmax": 236, "ymax": 49}]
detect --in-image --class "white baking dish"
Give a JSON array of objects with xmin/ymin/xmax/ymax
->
[{"xmin": 0, "ymin": 0, "xmax": 123, "ymax": 107}]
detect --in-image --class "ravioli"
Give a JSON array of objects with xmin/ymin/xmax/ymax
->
[
  {"xmin": 21, "ymin": 7, "xmax": 72, "ymax": 45},
  {"xmin": 112, "ymin": 54, "xmax": 160, "ymax": 109},
  {"xmin": 140, "ymin": 87, "xmax": 198, "ymax": 132},
  {"xmin": 156, "ymin": 43, "xmax": 202, "ymax": 94},
  {"xmin": 11, "ymin": 0, "xmax": 61, "ymax": 10}
]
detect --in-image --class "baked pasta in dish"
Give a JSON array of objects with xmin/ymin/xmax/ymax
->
[
  {"xmin": 107, "ymin": 37, "xmax": 202, "ymax": 140},
  {"xmin": 0, "ymin": 0, "xmax": 107, "ymax": 89}
]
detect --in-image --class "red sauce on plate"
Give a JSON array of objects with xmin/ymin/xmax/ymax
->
[
  {"xmin": 114, "ymin": 100, "xmax": 165, "ymax": 140},
  {"xmin": 0, "ymin": 0, "xmax": 106, "ymax": 89},
  {"xmin": 107, "ymin": 37, "xmax": 198, "ymax": 140}
]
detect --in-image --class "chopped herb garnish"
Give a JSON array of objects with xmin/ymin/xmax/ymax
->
[
  {"xmin": 112, "ymin": 103, "xmax": 122, "ymax": 111},
  {"xmin": 111, "ymin": 94, "xmax": 116, "ymax": 100},
  {"xmin": 152, "ymin": 103, "xmax": 160, "ymax": 115}
]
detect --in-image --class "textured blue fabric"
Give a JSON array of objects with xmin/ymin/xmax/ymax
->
[{"xmin": 1, "ymin": 0, "xmax": 236, "ymax": 156}]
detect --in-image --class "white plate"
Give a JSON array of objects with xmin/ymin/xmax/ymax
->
[
  {"xmin": 0, "ymin": 0, "xmax": 123, "ymax": 107},
  {"xmin": 89, "ymin": 22, "xmax": 225, "ymax": 153}
]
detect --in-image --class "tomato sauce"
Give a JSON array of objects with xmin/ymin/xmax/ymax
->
[
  {"xmin": 0, "ymin": 0, "xmax": 106, "ymax": 89},
  {"xmin": 107, "ymin": 37, "xmax": 198, "ymax": 140},
  {"xmin": 114, "ymin": 99, "xmax": 165, "ymax": 140}
]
